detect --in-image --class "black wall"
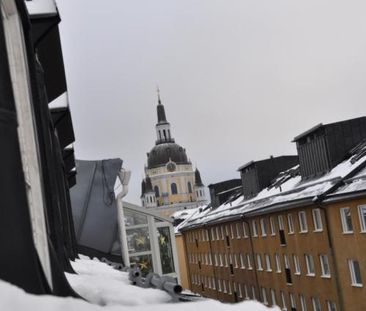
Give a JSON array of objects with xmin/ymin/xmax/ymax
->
[
  {"xmin": 208, "ymin": 179, "xmax": 242, "ymax": 208},
  {"xmin": 296, "ymin": 117, "xmax": 366, "ymax": 179}
]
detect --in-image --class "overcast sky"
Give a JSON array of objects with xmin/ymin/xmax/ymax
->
[{"xmin": 57, "ymin": 0, "xmax": 366, "ymax": 204}]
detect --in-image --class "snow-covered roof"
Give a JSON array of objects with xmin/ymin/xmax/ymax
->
[
  {"xmin": 25, "ymin": 0, "xmax": 57, "ymax": 17},
  {"xmin": 0, "ymin": 256, "xmax": 278, "ymax": 310},
  {"xmin": 181, "ymin": 142, "xmax": 366, "ymax": 230}
]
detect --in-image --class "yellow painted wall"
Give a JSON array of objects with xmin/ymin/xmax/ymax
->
[{"xmin": 175, "ymin": 233, "xmax": 190, "ymax": 290}]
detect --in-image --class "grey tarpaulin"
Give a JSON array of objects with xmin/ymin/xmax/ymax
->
[{"xmin": 70, "ymin": 159, "xmax": 122, "ymax": 253}]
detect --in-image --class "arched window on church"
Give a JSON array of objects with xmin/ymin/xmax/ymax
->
[
  {"xmin": 188, "ymin": 182, "xmax": 192, "ymax": 194},
  {"xmin": 163, "ymin": 129, "xmax": 167, "ymax": 140},
  {"xmin": 171, "ymin": 183, "xmax": 177, "ymax": 195},
  {"xmin": 154, "ymin": 186, "xmax": 160, "ymax": 198}
]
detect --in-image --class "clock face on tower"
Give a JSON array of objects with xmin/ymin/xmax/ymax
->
[{"xmin": 166, "ymin": 161, "xmax": 176, "ymax": 172}]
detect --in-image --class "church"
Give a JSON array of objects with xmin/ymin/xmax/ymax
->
[{"xmin": 141, "ymin": 92, "xmax": 207, "ymax": 217}]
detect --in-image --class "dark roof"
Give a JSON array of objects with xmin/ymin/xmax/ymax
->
[
  {"xmin": 292, "ymin": 116, "xmax": 366, "ymax": 142},
  {"xmin": 195, "ymin": 168, "xmax": 204, "ymax": 187},
  {"xmin": 157, "ymin": 96, "xmax": 167, "ymax": 124},
  {"xmin": 147, "ymin": 143, "xmax": 190, "ymax": 169},
  {"xmin": 237, "ymin": 155, "xmax": 298, "ymax": 171}
]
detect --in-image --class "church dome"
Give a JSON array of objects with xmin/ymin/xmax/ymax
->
[{"xmin": 147, "ymin": 142, "xmax": 190, "ymax": 169}]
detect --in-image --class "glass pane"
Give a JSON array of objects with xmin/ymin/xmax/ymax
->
[
  {"xmin": 126, "ymin": 227, "xmax": 151, "ymax": 253},
  {"xmin": 124, "ymin": 209, "xmax": 148, "ymax": 226},
  {"xmin": 157, "ymin": 226, "xmax": 175, "ymax": 274},
  {"xmin": 129, "ymin": 254, "xmax": 153, "ymax": 277}
]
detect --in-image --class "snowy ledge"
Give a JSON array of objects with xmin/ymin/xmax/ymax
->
[{"xmin": 0, "ymin": 256, "xmax": 279, "ymax": 310}]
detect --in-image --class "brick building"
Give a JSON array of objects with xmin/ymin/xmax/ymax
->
[{"xmin": 179, "ymin": 117, "xmax": 366, "ymax": 311}]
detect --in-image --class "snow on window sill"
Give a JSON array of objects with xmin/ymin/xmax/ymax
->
[
  {"xmin": 306, "ymin": 273, "xmax": 315, "ymax": 277},
  {"xmin": 313, "ymin": 229, "xmax": 323, "ymax": 233},
  {"xmin": 351, "ymin": 283, "xmax": 363, "ymax": 288},
  {"xmin": 321, "ymin": 275, "xmax": 331, "ymax": 279}
]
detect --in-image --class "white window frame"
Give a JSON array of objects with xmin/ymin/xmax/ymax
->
[
  {"xmin": 348, "ymin": 259, "xmax": 363, "ymax": 287},
  {"xmin": 312, "ymin": 297, "xmax": 321, "ymax": 311},
  {"xmin": 252, "ymin": 220, "xmax": 258, "ymax": 237},
  {"xmin": 236, "ymin": 223, "xmax": 241, "ymax": 238},
  {"xmin": 247, "ymin": 254, "xmax": 253, "ymax": 270},
  {"xmin": 270, "ymin": 216, "xmax": 276, "ymax": 236},
  {"xmin": 287, "ymin": 214, "xmax": 294, "ymax": 234},
  {"xmin": 262, "ymin": 287, "xmax": 268, "ymax": 305},
  {"xmin": 305, "ymin": 254, "xmax": 315, "ymax": 276},
  {"xmin": 265, "ymin": 254, "xmax": 272, "ymax": 272},
  {"xmin": 275, "ymin": 253, "xmax": 282, "ymax": 273},
  {"xmin": 244, "ymin": 284, "xmax": 249, "ymax": 300},
  {"xmin": 320, "ymin": 254, "xmax": 331, "ymax": 278},
  {"xmin": 240, "ymin": 253, "xmax": 245, "ymax": 269},
  {"xmin": 358, "ymin": 205, "xmax": 366, "ymax": 233},
  {"xmin": 299, "ymin": 211, "xmax": 308, "ymax": 233},
  {"xmin": 243, "ymin": 222, "xmax": 248, "ymax": 238},
  {"xmin": 230, "ymin": 224, "xmax": 235, "ymax": 239},
  {"xmin": 312, "ymin": 209, "xmax": 323, "ymax": 232},
  {"xmin": 271, "ymin": 288, "xmax": 277, "ymax": 306},
  {"xmin": 281, "ymin": 291, "xmax": 287, "ymax": 311},
  {"xmin": 290, "ymin": 293, "xmax": 296, "ymax": 309},
  {"xmin": 293, "ymin": 254, "xmax": 301, "ymax": 275},
  {"xmin": 257, "ymin": 254, "xmax": 263, "ymax": 271},
  {"xmin": 260, "ymin": 218, "xmax": 267, "ymax": 237},
  {"xmin": 300, "ymin": 294, "xmax": 307, "ymax": 311},
  {"xmin": 251, "ymin": 286, "xmax": 256, "ymax": 300},
  {"xmin": 326, "ymin": 300, "xmax": 337, "ymax": 311},
  {"xmin": 340, "ymin": 207, "xmax": 353, "ymax": 234}
]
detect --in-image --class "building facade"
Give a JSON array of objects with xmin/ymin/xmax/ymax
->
[
  {"xmin": 180, "ymin": 117, "xmax": 366, "ymax": 311},
  {"xmin": 141, "ymin": 93, "xmax": 207, "ymax": 217}
]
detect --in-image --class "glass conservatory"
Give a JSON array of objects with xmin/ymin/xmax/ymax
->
[{"xmin": 120, "ymin": 202, "xmax": 179, "ymax": 278}]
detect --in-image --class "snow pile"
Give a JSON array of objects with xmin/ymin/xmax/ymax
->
[
  {"xmin": 0, "ymin": 256, "xmax": 278, "ymax": 311},
  {"xmin": 66, "ymin": 256, "xmax": 171, "ymax": 306}
]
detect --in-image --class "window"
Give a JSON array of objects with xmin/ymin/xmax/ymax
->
[
  {"xmin": 244, "ymin": 284, "xmax": 249, "ymax": 299},
  {"xmin": 236, "ymin": 223, "xmax": 241, "ymax": 238},
  {"xmin": 218, "ymin": 279, "xmax": 222, "ymax": 292},
  {"xmin": 293, "ymin": 254, "xmax": 301, "ymax": 275},
  {"xmin": 348, "ymin": 259, "xmax": 363, "ymax": 286},
  {"xmin": 281, "ymin": 291, "xmax": 287, "ymax": 311},
  {"xmin": 358, "ymin": 205, "xmax": 366, "ymax": 232},
  {"xmin": 287, "ymin": 214, "xmax": 294, "ymax": 234},
  {"xmin": 260, "ymin": 218, "xmax": 267, "ymax": 236},
  {"xmin": 265, "ymin": 254, "xmax": 272, "ymax": 271},
  {"xmin": 326, "ymin": 301, "xmax": 337, "ymax": 311},
  {"xmin": 240, "ymin": 254, "xmax": 245, "ymax": 268},
  {"xmin": 284, "ymin": 254, "xmax": 292, "ymax": 284},
  {"xmin": 171, "ymin": 183, "xmax": 178, "ymax": 194},
  {"xmin": 230, "ymin": 224, "xmax": 235, "ymax": 239},
  {"xmin": 224, "ymin": 253, "xmax": 228, "ymax": 267},
  {"xmin": 289, "ymin": 293, "xmax": 296, "ymax": 310},
  {"xmin": 219, "ymin": 254, "xmax": 223, "ymax": 266},
  {"xmin": 252, "ymin": 220, "xmax": 258, "ymax": 237},
  {"xmin": 312, "ymin": 209, "xmax": 323, "ymax": 232},
  {"xmin": 271, "ymin": 289, "xmax": 277, "ymax": 306},
  {"xmin": 216, "ymin": 227, "xmax": 220, "ymax": 240},
  {"xmin": 252, "ymin": 286, "xmax": 256, "ymax": 300},
  {"xmin": 243, "ymin": 222, "xmax": 248, "ymax": 238},
  {"xmin": 154, "ymin": 186, "xmax": 160, "ymax": 197},
  {"xmin": 187, "ymin": 182, "xmax": 192, "ymax": 193},
  {"xmin": 211, "ymin": 228, "xmax": 215, "ymax": 241},
  {"xmin": 270, "ymin": 217, "xmax": 276, "ymax": 235},
  {"xmin": 278, "ymin": 215, "xmax": 285, "ymax": 230},
  {"xmin": 300, "ymin": 295, "xmax": 307, "ymax": 311},
  {"xmin": 279, "ymin": 215, "xmax": 286, "ymax": 245},
  {"xmin": 234, "ymin": 254, "xmax": 238, "ymax": 268},
  {"xmin": 262, "ymin": 287, "xmax": 268, "ymax": 305},
  {"xmin": 312, "ymin": 298, "xmax": 321, "ymax": 311},
  {"xmin": 298, "ymin": 211, "xmax": 308, "ymax": 233},
  {"xmin": 340, "ymin": 207, "xmax": 353, "ymax": 233},
  {"xmin": 257, "ymin": 254, "xmax": 263, "ymax": 271},
  {"xmin": 238, "ymin": 283, "xmax": 243, "ymax": 298},
  {"xmin": 221, "ymin": 226, "xmax": 225, "ymax": 239},
  {"xmin": 320, "ymin": 255, "xmax": 330, "ymax": 277},
  {"xmin": 275, "ymin": 253, "xmax": 282, "ymax": 272},
  {"xmin": 228, "ymin": 281, "xmax": 232, "ymax": 294},
  {"xmin": 223, "ymin": 280, "xmax": 227, "ymax": 293},
  {"xmin": 212, "ymin": 277, "xmax": 216, "ymax": 290},
  {"xmin": 305, "ymin": 254, "xmax": 315, "ymax": 276},
  {"xmin": 247, "ymin": 254, "xmax": 253, "ymax": 269}
]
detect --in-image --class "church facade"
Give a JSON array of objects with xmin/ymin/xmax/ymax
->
[{"xmin": 141, "ymin": 93, "xmax": 207, "ymax": 217}]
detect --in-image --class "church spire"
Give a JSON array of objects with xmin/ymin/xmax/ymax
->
[
  {"xmin": 156, "ymin": 87, "xmax": 167, "ymax": 124},
  {"xmin": 155, "ymin": 88, "xmax": 174, "ymax": 144}
]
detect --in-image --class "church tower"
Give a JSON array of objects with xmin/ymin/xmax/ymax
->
[{"xmin": 141, "ymin": 90, "xmax": 207, "ymax": 216}]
